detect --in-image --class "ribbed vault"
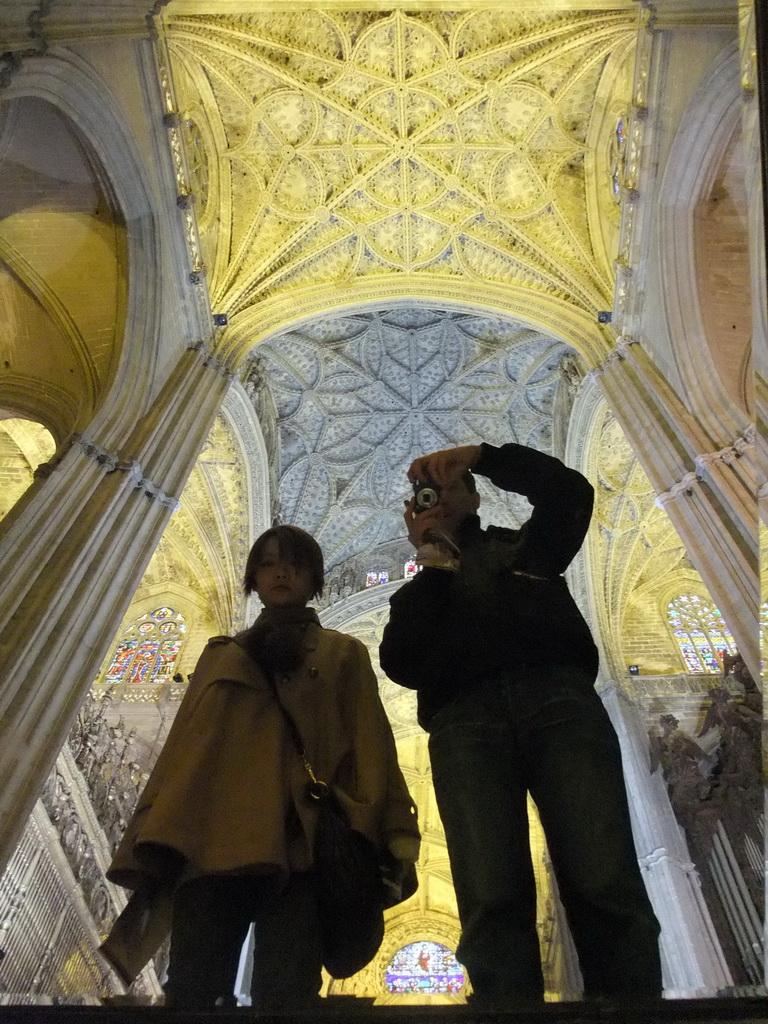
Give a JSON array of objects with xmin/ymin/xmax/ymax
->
[
  {"xmin": 254, "ymin": 306, "xmax": 575, "ymax": 574},
  {"xmin": 164, "ymin": 7, "xmax": 632, "ymax": 360}
]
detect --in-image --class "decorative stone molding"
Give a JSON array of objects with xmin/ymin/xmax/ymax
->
[
  {"xmin": 654, "ymin": 428, "xmax": 755, "ymax": 508},
  {"xmin": 155, "ymin": 39, "xmax": 214, "ymax": 336},
  {"xmin": 38, "ymin": 434, "xmax": 182, "ymax": 511},
  {"xmin": 654, "ymin": 472, "xmax": 702, "ymax": 508},
  {"xmin": 611, "ymin": 3, "xmax": 657, "ymax": 329},
  {"xmin": 188, "ymin": 340, "xmax": 235, "ymax": 382},
  {"xmin": 585, "ymin": 333, "xmax": 641, "ymax": 382},
  {"xmin": 0, "ymin": 1, "xmax": 51, "ymax": 90},
  {"xmin": 695, "ymin": 426, "xmax": 755, "ymax": 470},
  {"xmin": 639, "ymin": 846, "xmax": 698, "ymax": 876}
]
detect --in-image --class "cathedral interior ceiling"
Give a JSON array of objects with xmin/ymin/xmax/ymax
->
[
  {"xmin": 255, "ymin": 306, "xmax": 570, "ymax": 575},
  {"xmin": 593, "ymin": 403, "xmax": 692, "ymax": 666},
  {"xmin": 0, "ymin": 97, "xmax": 126, "ymax": 437},
  {"xmin": 164, "ymin": 7, "xmax": 632, "ymax": 348},
  {"xmin": 140, "ymin": 411, "xmax": 251, "ymax": 632}
]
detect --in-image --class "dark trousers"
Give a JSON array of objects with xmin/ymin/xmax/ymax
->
[
  {"xmin": 428, "ymin": 666, "xmax": 662, "ymax": 1006},
  {"xmin": 164, "ymin": 872, "xmax": 323, "ymax": 1010}
]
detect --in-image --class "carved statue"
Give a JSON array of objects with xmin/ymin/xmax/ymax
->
[{"xmin": 649, "ymin": 652, "xmax": 764, "ymax": 969}]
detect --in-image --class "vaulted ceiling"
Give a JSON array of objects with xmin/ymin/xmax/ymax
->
[
  {"xmin": 136, "ymin": 4, "xmax": 696, "ymax": 678},
  {"xmin": 163, "ymin": 6, "xmax": 631, "ymax": 354},
  {"xmin": 255, "ymin": 307, "xmax": 574, "ymax": 574}
]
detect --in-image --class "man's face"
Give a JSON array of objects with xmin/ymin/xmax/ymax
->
[{"xmin": 431, "ymin": 477, "xmax": 480, "ymax": 534}]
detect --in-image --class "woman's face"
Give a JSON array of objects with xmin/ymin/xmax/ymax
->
[{"xmin": 254, "ymin": 537, "xmax": 315, "ymax": 609}]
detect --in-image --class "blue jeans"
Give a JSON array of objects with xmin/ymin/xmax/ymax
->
[{"xmin": 428, "ymin": 666, "xmax": 661, "ymax": 1004}]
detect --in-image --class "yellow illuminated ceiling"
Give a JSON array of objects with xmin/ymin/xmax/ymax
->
[
  {"xmin": 164, "ymin": 8, "xmax": 633, "ymax": 352},
  {"xmin": 0, "ymin": 97, "xmax": 126, "ymax": 440},
  {"xmin": 148, "ymin": 5, "xmax": 704, "ymax": 670},
  {"xmin": 0, "ymin": 418, "xmax": 56, "ymax": 522}
]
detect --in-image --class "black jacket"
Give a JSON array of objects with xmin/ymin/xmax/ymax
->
[{"xmin": 379, "ymin": 442, "xmax": 599, "ymax": 728}]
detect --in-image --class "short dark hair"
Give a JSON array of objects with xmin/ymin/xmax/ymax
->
[{"xmin": 243, "ymin": 525, "xmax": 324, "ymax": 599}]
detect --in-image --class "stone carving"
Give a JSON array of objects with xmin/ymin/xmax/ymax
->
[
  {"xmin": 648, "ymin": 658, "xmax": 764, "ymax": 982},
  {"xmin": 167, "ymin": 9, "xmax": 632, "ymax": 313},
  {"xmin": 559, "ymin": 353, "xmax": 584, "ymax": 396},
  {"xmin": 39, "ymin": 766, "xmax": 118, "ymax": 938},
  {"xmin": 258, "ymin": 308, "xmax": 568, "ymax": 574},
  {"xmin": 650, "ymin": 665, "xmax": 761, "ymax": 864},
  {"xmin": 67, "ymin": 689, "xmax": 148, "ymax": 857}
]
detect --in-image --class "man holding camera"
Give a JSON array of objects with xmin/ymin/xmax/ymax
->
[{"xmin": 379, "ymin": 442, "xmax": 661, "ymax": 1006}]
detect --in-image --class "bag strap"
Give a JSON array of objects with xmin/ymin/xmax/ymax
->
[{"xmin": 232, "ymin": 636, "xmax": 329, "ymax": 799}]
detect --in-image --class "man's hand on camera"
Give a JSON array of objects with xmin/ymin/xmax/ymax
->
[
  {"xmin": 404, "ymin": 497, "xmax": 442, "ymax": 548},
  {"xmin": 408, "ymin": 444, "xmax": 481, "ymax": 488},
  {"xmin": 404, "ymin": 500, "xmax": 461, "ymax": 570}
]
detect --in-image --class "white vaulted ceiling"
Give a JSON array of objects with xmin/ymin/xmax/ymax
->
[{"xmin": 255, "ymin": 307, "xmax": 572, "ymax": 573}]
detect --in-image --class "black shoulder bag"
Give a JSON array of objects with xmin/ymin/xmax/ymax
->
[{"xmin": 268, "ymin": 680, "xmax": 386, "ymax": 979}]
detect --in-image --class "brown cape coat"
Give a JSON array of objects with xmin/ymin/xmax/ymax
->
[{"xmin": 101, "ymin": 623, "xmax": 419, "ymax": 982}]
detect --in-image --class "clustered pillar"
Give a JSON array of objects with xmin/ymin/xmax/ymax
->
[{"xmin": 0, "ymin": 345, "xmax": 231, "ymax": 876}]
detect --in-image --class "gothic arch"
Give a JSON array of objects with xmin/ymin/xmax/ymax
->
[
  {"xmin": 569, "ymin": 377, "xmax": 694, "ymax": 681},
  {"xmin": 0, "ymin": 90, "xmax": 125, "ymax": 440},
  {"xmin": 222, "ymin": 283, "xmax": 611, "ymax": 372},
  {"xmin": 219, "ymin": 381, "xmax": 273, "ymax": 628},
  {"xmin": 567, "ymin": 376, "xmax": 635, "ymax": 679},
  {"xmin": 657, "ymin": 41, "xmax": 749, "ymax": 440},
  {"xmin": 1, "ymin": 50, "xmax": 197, "ymax": 442}
]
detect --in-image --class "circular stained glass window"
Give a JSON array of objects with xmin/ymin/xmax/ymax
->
[{"xmin": 385, "ymin": 941, "xmax": 464, "ymax": 996}]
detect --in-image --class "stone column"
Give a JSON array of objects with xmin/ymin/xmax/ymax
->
[
  {"xmin": 0, "ymin": 345, "xmax": 231, "ymax": 876},
  {"xmin": 594, "ymin": 342, "xmax": 758, "ymax": 682},
  {"xmin": 599, "ymin": 679, "xmax": 733, "ymax": 996}
]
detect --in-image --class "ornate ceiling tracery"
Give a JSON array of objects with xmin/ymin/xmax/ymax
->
[
  {"xmin": 592, "ymin": 405, "xmax": 700, "ymax": 670},
  {"xmin": 165, "ymin": 8, "xmax": 632, "ymax": 343},
  {"xmin": 255, "ymin": 306, "xmax": 572, "ymax": 573},
  {"xmin": 138, "ymin": 409, "xmax": 251, "ymax": 633}
]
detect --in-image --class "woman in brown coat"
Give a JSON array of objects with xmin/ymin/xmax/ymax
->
[{"xmin": 102, "ymin": 525, "xmax": 419, "ymax": 1010}]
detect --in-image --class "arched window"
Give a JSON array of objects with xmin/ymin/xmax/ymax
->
[
  {"xmin": 385, "ymin": 941, "xmax": 464, "ymax": 996},
  {"xmin": 666, "ymin": 594, "xmax": 736, "ymax": 674},
  {"xmin": 104, "ymin": 606, "xmax": 187, "ymax": 685}
]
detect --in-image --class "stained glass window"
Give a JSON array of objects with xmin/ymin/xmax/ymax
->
[
  {"xmin": 104, "ymin": 640, "xmax": 138, "ymax": 683},
  {"xmin": 404, "ymin": 559, "xmax": 420, "ymax": 579},
  {"xmin": 104, "ymin": 607, "xmax": 187, "ymax": 685},
  {"xmin": 666, "ymin": 595, "xmax": 737, "ymax": 674},
  {"xmin": 385, "ymin": 941, "xmax": 464, "ymax": 996},
  {"xmin": 365, "ymin": 570, "xmax": 389, "ymax": 587}
]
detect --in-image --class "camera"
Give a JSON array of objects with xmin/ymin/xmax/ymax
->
[{"xmin": 413, "ymin": 476, "xmax": 440, "ymax": 514}]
